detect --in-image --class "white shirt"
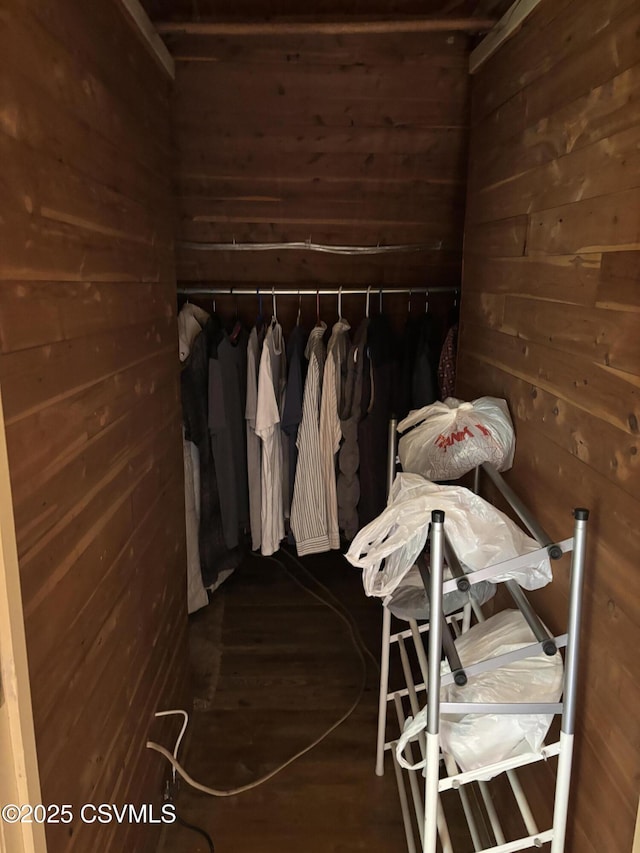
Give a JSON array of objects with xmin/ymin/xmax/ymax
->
[{"xmin": 255, "ymin": 322, "xmax": 286, "ymax": 556}]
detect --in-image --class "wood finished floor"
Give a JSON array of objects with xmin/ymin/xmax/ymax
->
[{"xmin": 156, "ymin": 548, "xmax": 473, "ymax": 853}]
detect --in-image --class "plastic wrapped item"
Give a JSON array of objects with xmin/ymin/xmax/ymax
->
[
  {"xmin": 396, "ymin": 609, "xmax": 564, "ymax": 777},
  {"xmin": 345, "ymin": 474, "xmax": 552, "ymax": 597},
  {"xmin": 397, "ymin": 397, "xmax": 515, "ymax": 482},
  {"xmin": 385, "ymin": 563, "xmax": 496, "ymax": 622}
]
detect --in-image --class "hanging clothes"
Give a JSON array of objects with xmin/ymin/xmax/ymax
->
[
  {"xmin": 281, "ymin": 324, "xmax": 308, "ymax": 529},
  {"xmin": 438, "ymin": 322, "xmax": 459, "ymax": 400},
  {"xmin": 218, "ymin": 330, "xmax": 249, "ymax": 528},
  {"xmin": 255, "ymin": 321, "xmax": 287, "ymax": 556},
  {"xmin": 358, "ymin": 314, "xmax": 398, "ymax": 527},
  {"xmin": 411, "ymin": 312, "xmax": 440, "ymax": 409},
  {"xmin": 397, "ymin": 314, "xmax": 421, "ymax": 421},
  {"xmin": 320, "ymin": 317, "xmax": 351, "ymax": 550},
  {"xmin": 181, "ymin": 317, "xmax": 242, "ymax": 587},
  {"xmin": 178, "ymin": 302, "xmax": 209, "ymax": 363},
  {"xmin": 290, "ymin": 322, "xmax": 329, "ymax": 556},
  {"xmin": 337, "ymin": 317, "xmax": 369, "ymax": 541},
  {"xmin": 183, "ymin": 431, "xmax": 208, "ymax": 614},
  {"xmin": 245, "ymin": 325, "xmax": 264, "ymax": 551}
]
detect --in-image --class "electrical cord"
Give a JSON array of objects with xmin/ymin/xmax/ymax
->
[
  {"xmin": 174, "ymin": 812, "xmax": 215, "ymax": 852},
  {"xmin": 147, "ymin": 551, "xmax": 376, "ymax": 797}
]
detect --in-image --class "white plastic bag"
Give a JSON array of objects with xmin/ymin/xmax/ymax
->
[
  {"xmin": 396, "ymin": 609, "xmax": 564, "ymax": 777},
  {"xmin": 397, "ymin": 397, "xmax": 515, "ymax": 482},
  {"xmin": 345, "ymin": 474, "xmax": 552, "ymax": 597}
]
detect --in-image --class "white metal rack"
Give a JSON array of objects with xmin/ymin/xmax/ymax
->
[{"xmin": 379, "ymin": 420, "xmax": 589, "ymax": 853}]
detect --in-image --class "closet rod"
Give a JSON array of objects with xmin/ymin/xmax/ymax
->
[
  {"xmin": 178, "ymin": 240, "xmax": 443, "ymax": 255},
  {"xmin": 178, "ymin": 286, "xmax": 458, "ymax": 296}
]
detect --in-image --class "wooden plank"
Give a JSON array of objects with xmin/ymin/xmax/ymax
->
[
  {"xmin": 501, "ymin": 295, "xmax": 640, "ymax": 375},
  {"xmin": 181, "ymin": 192, "xmax": 465, "ymax": 228},
  {"xmin": 176, "ymin": 149, "xmax": 469, "ymax": 185},
  {"xmin": 118, "ymin": 0, "xmax": 175, "ymax": 78},
  {"xmin": 13, "ymin": 376, "xmax": 179, "ymax": 558},
  {"xmin": 0, "ymin": 387, "xmax": 47, "ymax": 853},
  {"xmin": 176, "ymin": 249, "xmax": 463, "ymax": 286},
  {"xmin": 469, "ymin": 0, "xmax": 546, "ymax": 75},
  {"xmin": 2, "ymin": 3, "xmax": 171, "ymax": 167},
  {"xmin": 157, "ymin": 16, "xmax": 497, "ymax": 36},
  {"xmin": 469, "ymin": 54, "xmax": 640, "ymax": 196},
  {"xmin": 0, "ymin": 130, "xmax": 164, "ymax": 249},
  {"xmin": 461, "ymin": 253, "xmax": 601, "ymax": 304},
  {"xmin": 0, "ymin": 208, "xmax": 170, "ymax": 284},
  {"xmin": 180, "ymin": 218, "xmax": 463, "ymax": 247},
  {"xmin": 174, "ymin": 60, "xmax": 469, "ymax": 105},
  {"xmin": 176, "ymin": 120, "xmax": 471, "ymax": 153},
  {"xmin": 459, "ymin": 323, "xmax": 640, "ymax": 436},
  {"xmin": 528, "ymin": 187, "xmax": 640, "ymax": 255},
  {"xmin": 0, "ymin": 280, "xmax": 176, "ymax": 355},
  {"xmin": 4, "ymin": 349, "xmax": 178, "ymax": 506},
  {"xmin": 471, "ymin": 0, "xmax": 637, "ymax": 118},
  {"xmin": 466, "ymin": 122, "xmax": 640, "ymax": 224},
  {"xmin": 165, "ymin": 30, "xmax": 470, "ymax": 66},
  {"xmin": 463, "ymin": 215, "xmax": 528, "ymax": 257},
  {"xmin": 0, "ymin": 68, "xmax": 170, "ymax": 206},
  {"xmin": 0, "ymin": 315, "xmax": 177, "ymax": 425},
  {"xmin": 457, "ymin": 352, "xmax": 640, "ymax": 500},
  {"xmin": 21, "ymin": 0, "xmax": 172, "ymax": 147},
  {"xmin": 596, "ymin": 250, "xmax": 640, "ymax": 311}
]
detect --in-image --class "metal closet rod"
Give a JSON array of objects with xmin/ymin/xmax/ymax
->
[
  {"xmin": 178, "ymin": 286, "xmax": 458, "ymax": 296},
  {"xmin": 178, "ymin": 240, "xmax": 444, "ymax": 255}
]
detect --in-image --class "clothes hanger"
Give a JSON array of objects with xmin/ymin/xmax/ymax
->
[
  {"xmin": 256, "ymin": 288, "xmax": 264, "ymax": 332},
  {"xmin": 365, "ymin": 286, "xmax": 371, "ymax": 319},
  {"xmin": 379, "ymin": 288, "xmax": 383, "ymax": 314},
  {"xmin": 425, "ymin": 290, "xmax": 430, "ymax": 314},
  {"xmin": 338, "ymin": 286, "xmax": 343, "ymax": 321},
  {"xmin": 271, "ymin": 286, "xmax": 277, "ymax": 327},
  {"xmin": 229, "ymin": 290, "xmax": 242, "ymax": 345},
  {"xmin": 296, "ymin": 289, "xmax": 302, "ymax": 326},
  {"xmin": 408, "ymin": 289, "xmax": 412, "ymax": 315},
  {"xmin": 316, "ymin": 289, "xmax": 320, "ymax": 326}
]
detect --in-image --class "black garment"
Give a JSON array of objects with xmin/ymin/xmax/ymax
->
[
  {"xmin": 181, "ymin": 318, "xmax": 242, "ymax": 587},
  {"xmin": 397, "ymin": 315, "xmax": 422, "ymax": 421},
  {"xmin": 358, "ymin": 314, "xmax": 398, "ymax": 527},
  {"xmin": 281, "ymin": 324, "xmax": 308, "ymax": 519},
  {"xmin": 411, "ymin": 313, "xmax": 440, "ymax": 409},
  {"xmin": 218, "ymin": 329, "xmax": 250, "ymax": 527}
]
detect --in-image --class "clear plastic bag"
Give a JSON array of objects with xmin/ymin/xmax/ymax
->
[
  {"xmin": 397, "ymin": 397, "xmax": 515, "ymax": 482},
  {"xmin": 345, "ymin": 474, "xmax": 552, "ymax": 597},
  {"xmin": 396, "ymin": 609, "xmax": 564, "ymax": 777}
]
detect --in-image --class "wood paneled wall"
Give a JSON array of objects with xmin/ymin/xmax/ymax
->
[
  {"xmin": 170, "ymin": 30, "xmax": 471, "ymax": 289},
  {"xmin": 459, "ymin": 1, "xmax": 640, "ymax": 850},
  {"xmin": 0, "ymin": 2, "xmax": 188, "ymax": 851}
]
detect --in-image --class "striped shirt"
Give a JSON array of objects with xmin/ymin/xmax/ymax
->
[
  {"xmin": 290, "ymin": 323, "xmax": 329, "ymax": 556},
  {"xmin": 320, "ymin": 318, "xmax": 351, "ymax": 550}
]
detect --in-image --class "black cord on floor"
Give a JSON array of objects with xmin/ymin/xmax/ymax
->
[{"xmin": 175, "ymin": 811, "xmax": 215, "ymax": 852}]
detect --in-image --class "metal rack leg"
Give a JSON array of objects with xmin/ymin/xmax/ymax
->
[{"xmin": 376, "ymin": 605, "xmax": 392, "ymax": 776}]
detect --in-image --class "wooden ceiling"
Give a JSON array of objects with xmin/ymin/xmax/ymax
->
[{"xmin": 141, "ymin": 0, "xmax": 511, "ymax": 23}]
